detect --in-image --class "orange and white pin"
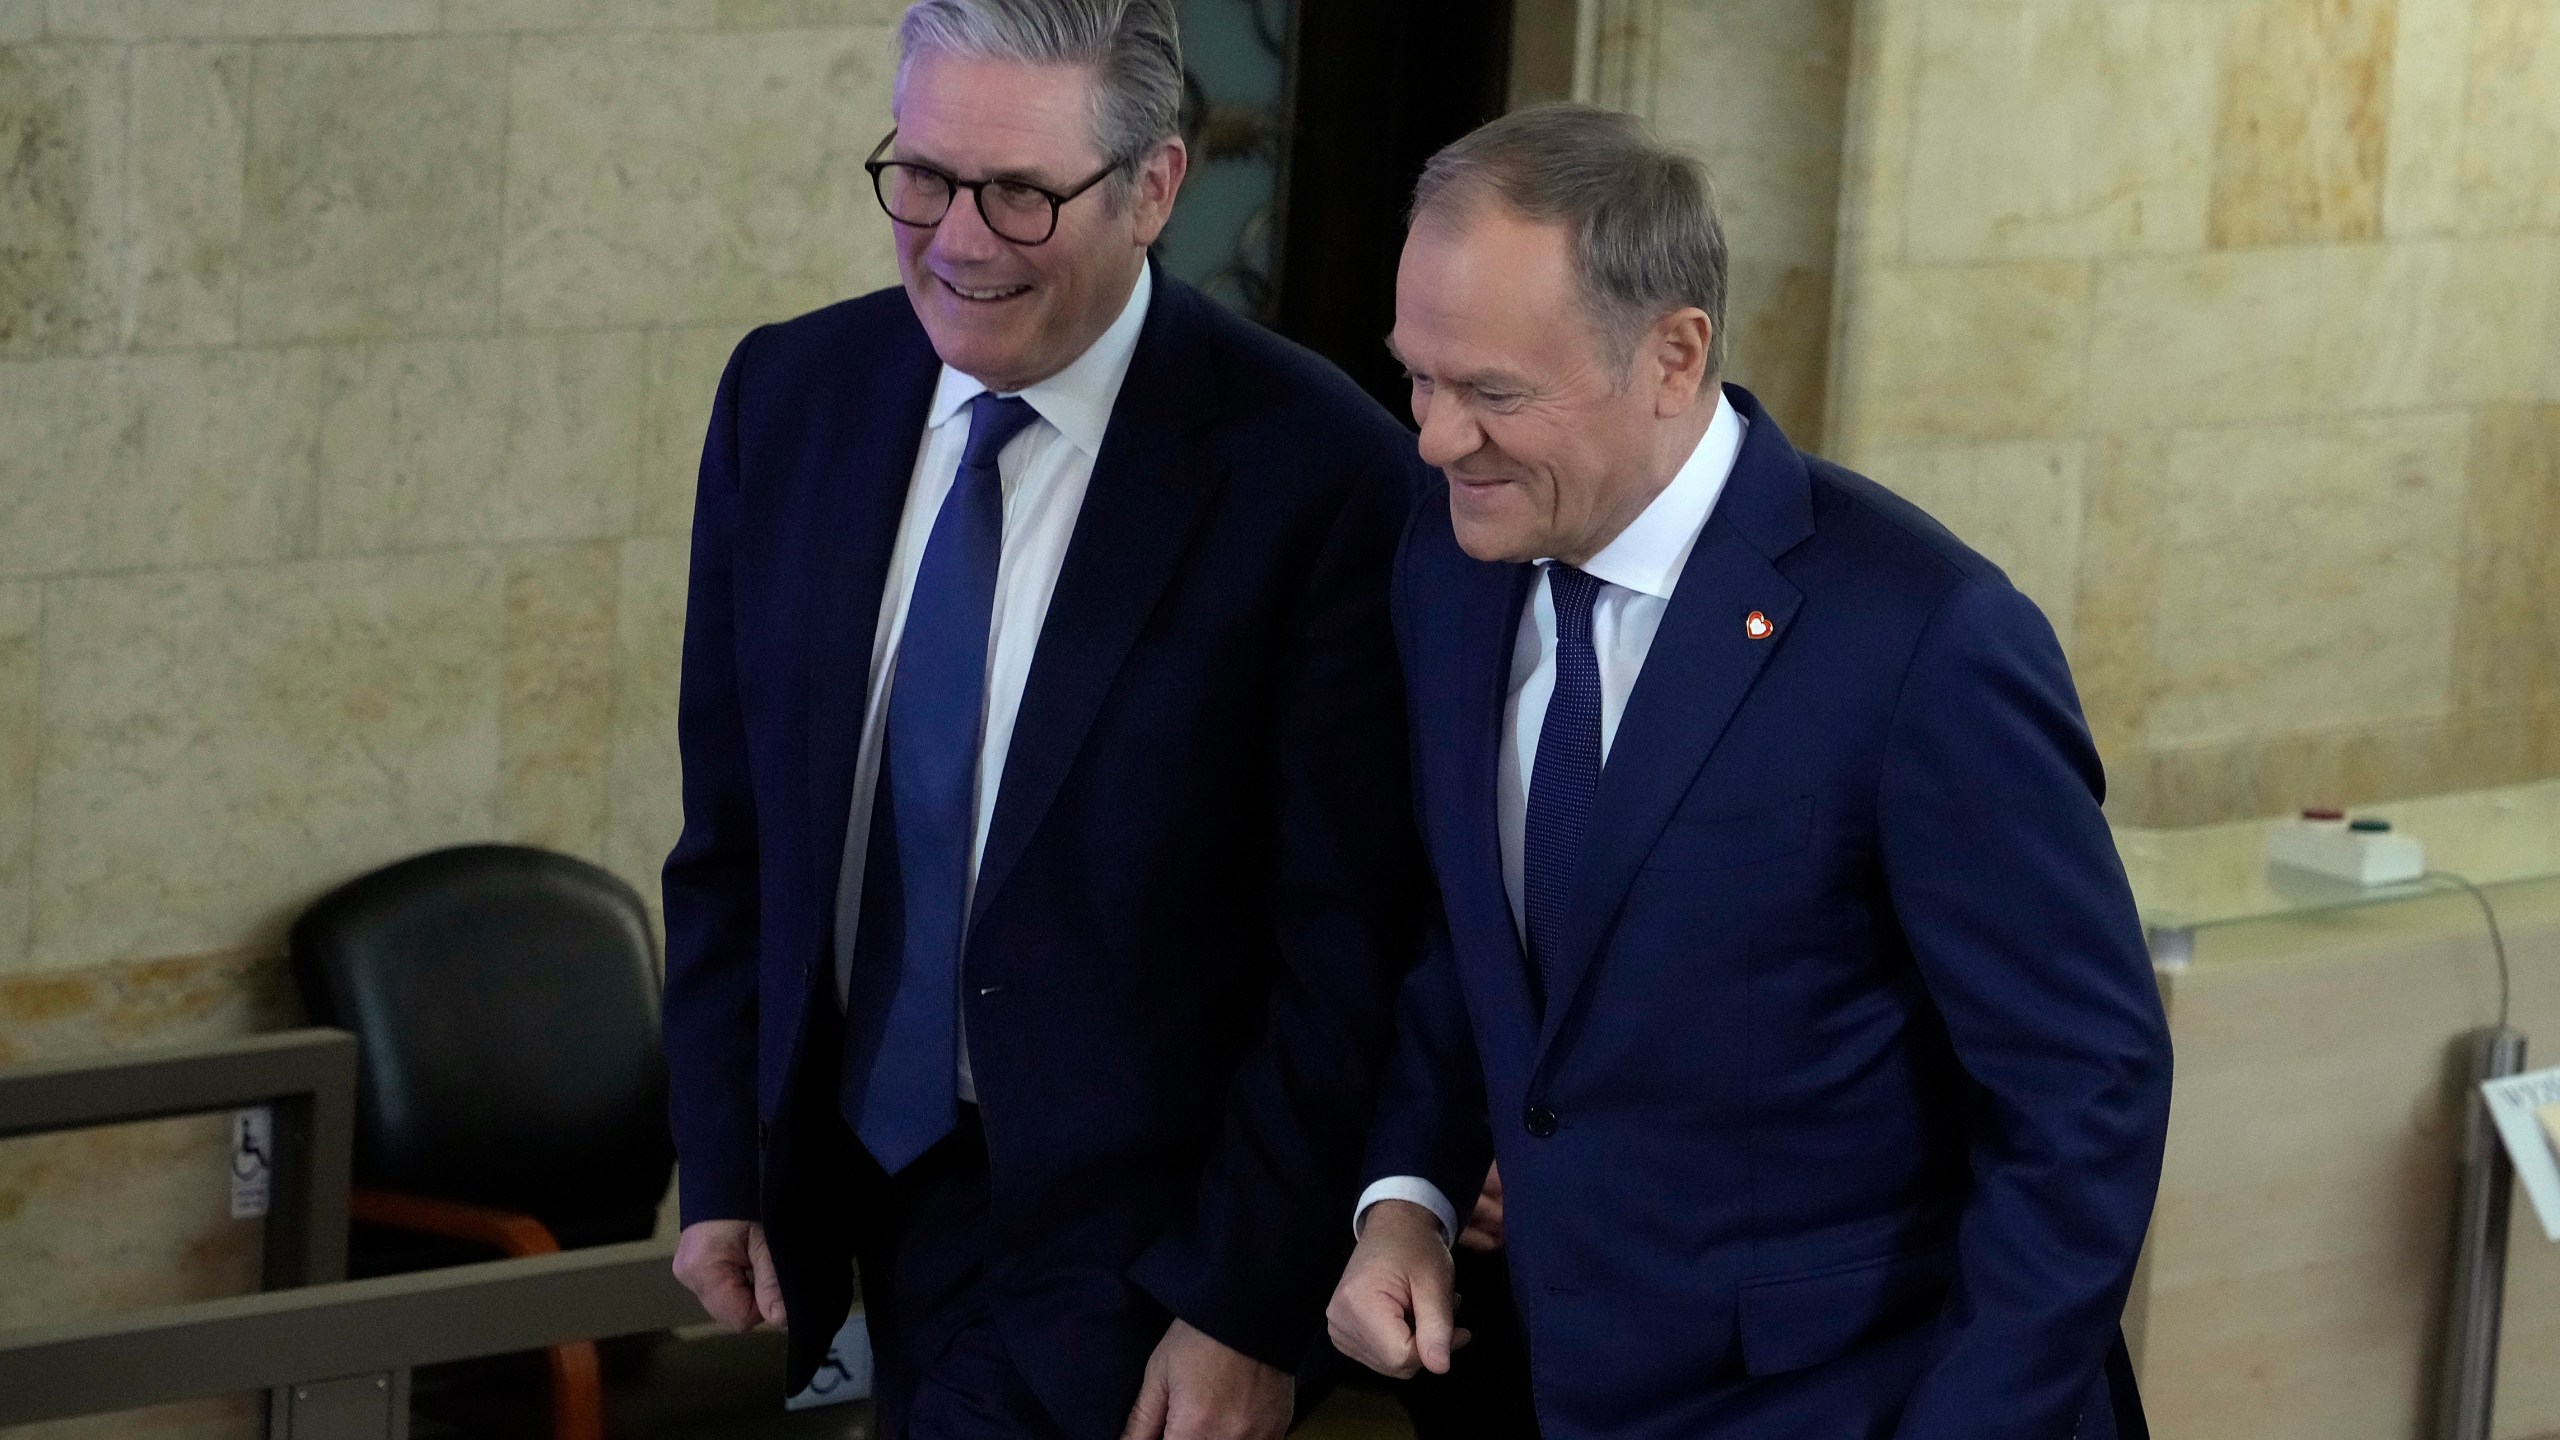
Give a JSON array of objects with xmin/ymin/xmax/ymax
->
[{"xmin": 1744, "ymin": 610, "xmax": 1775, "ymax": 640}]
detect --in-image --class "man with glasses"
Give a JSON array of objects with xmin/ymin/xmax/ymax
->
[{"xmin": 660, "ymin": 3, "xmax": 1430, "ymax": 1438}]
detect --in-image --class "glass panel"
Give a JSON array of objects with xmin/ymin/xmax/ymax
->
[{"xmin": 2119, "ymin": 777, "xmax": 2560, "ymax": 931}]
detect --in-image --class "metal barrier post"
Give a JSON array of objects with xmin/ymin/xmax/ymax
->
[
  {"xmin": 2438, "ymin": 1025, "xmax": 2526, "ymax": 1440},
  {"xmin": 0, "ymin": 1239, "xmax": 700, "ymax": 1428}
]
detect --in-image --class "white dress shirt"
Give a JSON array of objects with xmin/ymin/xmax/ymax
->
[
  {"xmin": 1356, "ymin": 391, "xmax": 1748, "ymax": 1242},
  {"xmin": 834, "ymin": 265, "xmax": 1154, "ymax": 1103}
]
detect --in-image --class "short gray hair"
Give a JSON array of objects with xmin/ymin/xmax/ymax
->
[
  {"xmin": 1413, "ymin": 104, "xmax": 1729, "ymax": 376},
  {"xmin": 896, "ymin": 0, "xmax": 1184, "ymax": 189}
]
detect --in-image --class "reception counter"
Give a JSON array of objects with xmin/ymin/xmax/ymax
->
[{"xmin": 2115, "ymin": 780, "xmax": 2560, "ymax": 1438}]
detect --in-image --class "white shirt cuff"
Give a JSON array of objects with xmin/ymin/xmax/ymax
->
[{"xmin": 1354, "ymin": 1176, "xmax": 1458, "ymax": 1248}]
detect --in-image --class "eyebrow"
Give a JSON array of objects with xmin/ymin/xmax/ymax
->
[
  {"xmin": 888, "ymin": 143, "xmax": 1074, "ymax": 189},
  {"xmin": 1385, "ymin": 337, "xmax": 1535, "ymax": 393}
]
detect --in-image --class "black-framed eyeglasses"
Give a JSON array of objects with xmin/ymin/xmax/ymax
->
[{"xmin": 864, "ymin": 129, "xmax": 1129, "ymax": 246}]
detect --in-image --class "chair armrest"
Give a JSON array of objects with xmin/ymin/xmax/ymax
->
[{"xmin": 350, "ymin": 1188, "xmax": 562, "ymax": 1259}]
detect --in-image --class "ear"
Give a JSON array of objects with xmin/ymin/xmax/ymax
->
[
  {"xmin": 1129, "ymin": 137, "xmax": 1190, "ymax": 247},
  {"xmin": 1648, "ymin": 308, "xmax": 1714, "ymax": 419}
]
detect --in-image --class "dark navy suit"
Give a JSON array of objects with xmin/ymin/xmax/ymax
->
[
  {"xmin": 662, "ymin": 269, "xmax": 1429, "ymax": 1436},
  {"xmin": 1367, "ymin": 387, "xmax": 2172, "ymax": 1439}
]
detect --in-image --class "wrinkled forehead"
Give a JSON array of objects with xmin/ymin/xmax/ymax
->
[
  {"xmin": 890, "ymin": 48, "xmax": 1108, "ymax": 178},
  {"xmin": 1392, "ymin": 210, "xmax": 1591, "ymax": 377}
]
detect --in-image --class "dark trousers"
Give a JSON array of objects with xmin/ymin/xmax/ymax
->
[{"xmin": 855, "ymin": 1109, "xmax": 1073, "ymax": 1440}]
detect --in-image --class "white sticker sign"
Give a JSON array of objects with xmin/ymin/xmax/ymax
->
[
  {"xmin": 229, "ymin": 1107, "xmax": 272, "ymax": 1220},
  {"xmin": 786, "ymin": 1310, "xmax": 874, "ymax": 1411},
  {"xmin": 2481, "ymin": 1067, "xmax": 2560, "ymax": 1241}
]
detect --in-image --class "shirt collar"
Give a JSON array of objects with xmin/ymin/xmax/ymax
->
[
  {"xmin": 924, "ymin": 263, "xmax": 1154, "ymax": 457},
  {"xmin": 1570, "ymin": 388, "xmax": 1748, "ymax": 600}
]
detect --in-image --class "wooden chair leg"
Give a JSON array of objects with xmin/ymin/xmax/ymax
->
[
  {"xmin": 351, "ymin": 1190, "xmax": 608, "ymax": 1440},
  {"xmin": 546, "ymin": 1339, "xmax": 604, "ymax": 1440}
]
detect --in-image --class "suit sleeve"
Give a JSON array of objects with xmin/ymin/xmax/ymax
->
[
  {"xmin": 1128, "ymin": 444, "xmax": 1434, "ymax": 1368},
  {"xmin": 1879, "ymin": 577, "xmax": 2173, "ymax": 1440},
  {"xmin": 1359, "ymin": 912, "xmax": 1496, "ymax": 1230},
  {"xmin": 1357, "ymin": 509, "xmax": 1496, "ymax": 1243},
  {"xmin": 660, "ymin": 331, "xmax": 766, "ymax": 1228}
]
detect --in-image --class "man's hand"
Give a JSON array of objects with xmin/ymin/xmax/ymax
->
[
  {"xmin": 1327, "ymin": 1199, "xmax": 1468, "ymax": 1379},
  {"xmin": 1118, "ymin": 1318, "xmax": 1293, "ymax": 1440},
  {"xmin": 1458, "ymin": 1163, "xmax": 1505, "ymax": 1252},
  {"xmin": 673, "ymin": 1219, "xmax": 786, "ymax": 1332}
]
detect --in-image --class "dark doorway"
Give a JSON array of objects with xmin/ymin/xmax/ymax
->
[{"xmin": 1277, "ymin": 0, "xmax": 1517, "ymax": 414}]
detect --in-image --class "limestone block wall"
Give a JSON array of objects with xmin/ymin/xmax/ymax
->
[
  {"xmin": 0, "ymin": 5, "xmax": 903, "ymax": 1434},
  {"xmin": 1824, "ymin": 0, "xmax": 2560, "ymax": 826}
]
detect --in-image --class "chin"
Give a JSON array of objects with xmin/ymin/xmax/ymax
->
[
  {"xmin": 1447, "ymin": 488, "xmax": 1538, "ymax": 564},
  {"xmin": 922, "ymin": 317, "xmax": 1035, "ymax": 386},
  {"xmin": 1449, "ymin": 513, "xmax": 1533, "ymax": 565},
  {"xmin": 908, "ymin": 283, "xmax": 1043, "ymax": 382}
]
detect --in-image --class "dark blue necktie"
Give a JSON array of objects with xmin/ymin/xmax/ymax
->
[
  {"xmin": 1522, "ymin": 564, "xmax": 1603, "ymax": 1015},
  {"xmin": 846, "ymin": 392, "xmax": 1041, "ymax": 1174}
]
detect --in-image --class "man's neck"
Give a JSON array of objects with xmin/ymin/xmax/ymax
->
[{"xmin": 1558, "ymin": 386, "xmax": 1722, "ymax": 567}]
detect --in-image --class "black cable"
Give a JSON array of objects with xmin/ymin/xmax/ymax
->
[{"xmin": 2428, "ymin": 871, "xmax": 2513, "ymax": 1032}]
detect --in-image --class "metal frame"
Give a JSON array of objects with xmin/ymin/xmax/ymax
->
[
  {"xmin": 0, "ymin": 1030, "xmax": 710, "ymax": 1440},
  {"xmin": 2439, "ymin": 1026, "xmax": 2526, "ymax": 1440},
  {"xmin": 0, "ymin": 1239, "xmax": 700, "ymax": 1430},
  {"xmin": 0, "ymin": 1028, "xmax": 357, "ymax": 1292}
]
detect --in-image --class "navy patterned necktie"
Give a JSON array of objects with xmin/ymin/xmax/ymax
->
[
  {"xmin": 1522, "ymin": 564, "xmax": 1604, "ymax": 1016},
  {"xmin": 846, "ymin": 392, "xmax": 1041, "ymax": 1174}
]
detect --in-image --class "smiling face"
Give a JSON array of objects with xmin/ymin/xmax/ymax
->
[
  {"xmin": 1391, "ymin": 200, "xmax": 1716, "ymax": 566},
  {"xmin": 888, "ymin": 49, "xmax": 1185, "ymax": 393}
]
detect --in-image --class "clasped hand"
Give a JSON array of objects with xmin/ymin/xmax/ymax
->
[
  {"xmin": 1325, "ymin": 1198, "xmax": 1473, "ymax": 1379},
  {"xmin": 1120, "ymin": 1318, "xmax": 1293, "ymax": 1440}
]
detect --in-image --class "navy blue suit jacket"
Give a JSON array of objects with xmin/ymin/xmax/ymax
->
[
  {"xmin": 661, "ymin": 268, "xmax": 1430, "ymax": 1433},
  {"xmin": 1369, "ymin": 387, "xmax": 2172, "ymax": 1440}
]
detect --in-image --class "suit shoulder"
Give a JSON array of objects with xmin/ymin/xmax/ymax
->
[
  {"xmin": 1176, "ymin": 288, "xmax": 1418, "ymax": 461},
  {"xmin": 1801, "ymin": 455, "xmax": 2012, "ymax": 604}
]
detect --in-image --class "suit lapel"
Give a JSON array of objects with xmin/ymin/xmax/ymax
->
[
  {"xmin": 1443, "ymin": 554, "xmax": 1539, "ymax": 1035},
  {"xmin": 970, "ymin": 277, "xmax": 1226, "ymax": 930},
  {"xmin": 802, "ymin": 324, "xmax": 939, "ymax": 923},
  {"xmin": 1533, "ymin": 386, "xmax": 1815, "ymax": 1061}
]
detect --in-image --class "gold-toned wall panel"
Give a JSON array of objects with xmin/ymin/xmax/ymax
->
[
  {"xmin": 1904, "ymin": 2, "xmax": 2220, "ymax": 264},
  {"xmin": 1822, "ymin": 0, "xmax": 2560, "ymax": 826},
  {"xmin": 240, "ymin": 38, "xmax": 509, "ymax": 343},
  {"xmin": 500, "ymin": 28, "xmax": 902, "ymax": 329},
  {"xmin": 2208, "ymin": 0, "xmax": 2397, "ymax": 249}
]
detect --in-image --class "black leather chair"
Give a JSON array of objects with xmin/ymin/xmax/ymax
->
[{"xmin": 291, "ymin": 844, "xmax": 852, "ymax": 1440}]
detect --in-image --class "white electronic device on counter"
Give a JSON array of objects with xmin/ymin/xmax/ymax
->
[{"xmin": 2266, "ymin": 808, "xmax": 2426, "ymax": 886}]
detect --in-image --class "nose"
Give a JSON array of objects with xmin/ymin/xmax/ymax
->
[
  {"xmin": 1414, "ymin": 391, "xmax": 1481, "ymax": 470},
  {"xmin": 927, "ymin": 189, "xmax": 1008, "ymax": 265}
]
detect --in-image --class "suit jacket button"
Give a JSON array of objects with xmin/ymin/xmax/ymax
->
[{"xmin": 1524, "ymin": 1105, "xmax": 1558, "ymax": 1138}]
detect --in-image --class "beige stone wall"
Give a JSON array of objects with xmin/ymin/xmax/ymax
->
[
  {"xmin": 0, "ymin": 4, "xmax": 902, "ymax": 1433},
  {"xmin": 1569, "ymin": 0, "xmax": 1855, "ymax": 446},
  {"xmin": 1824, "ymin": 0, "xmax": 2560, "ymax": 826}
]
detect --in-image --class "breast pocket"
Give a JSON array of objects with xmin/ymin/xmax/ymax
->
[{"xmin": 1640, "ymin": 796, "xmax": 1813, "ymax": 873}]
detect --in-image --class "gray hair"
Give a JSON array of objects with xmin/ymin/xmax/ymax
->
[
  {"xmin": 1412, "ymin": 104, "xmax": 1729, "ymax": 377},
  {"xmin": 896, "ymin": 0, "xmax": 1184, "ymax": 194}
]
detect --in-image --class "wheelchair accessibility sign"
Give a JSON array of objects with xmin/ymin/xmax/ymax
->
[
  {"xmin": 786, "ymin": 1310, "xmax": 874, "ymax": 1411},
  {"xmin": 230, "ymin": 1107, "xmax": 273, "ymax": 1220}
]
